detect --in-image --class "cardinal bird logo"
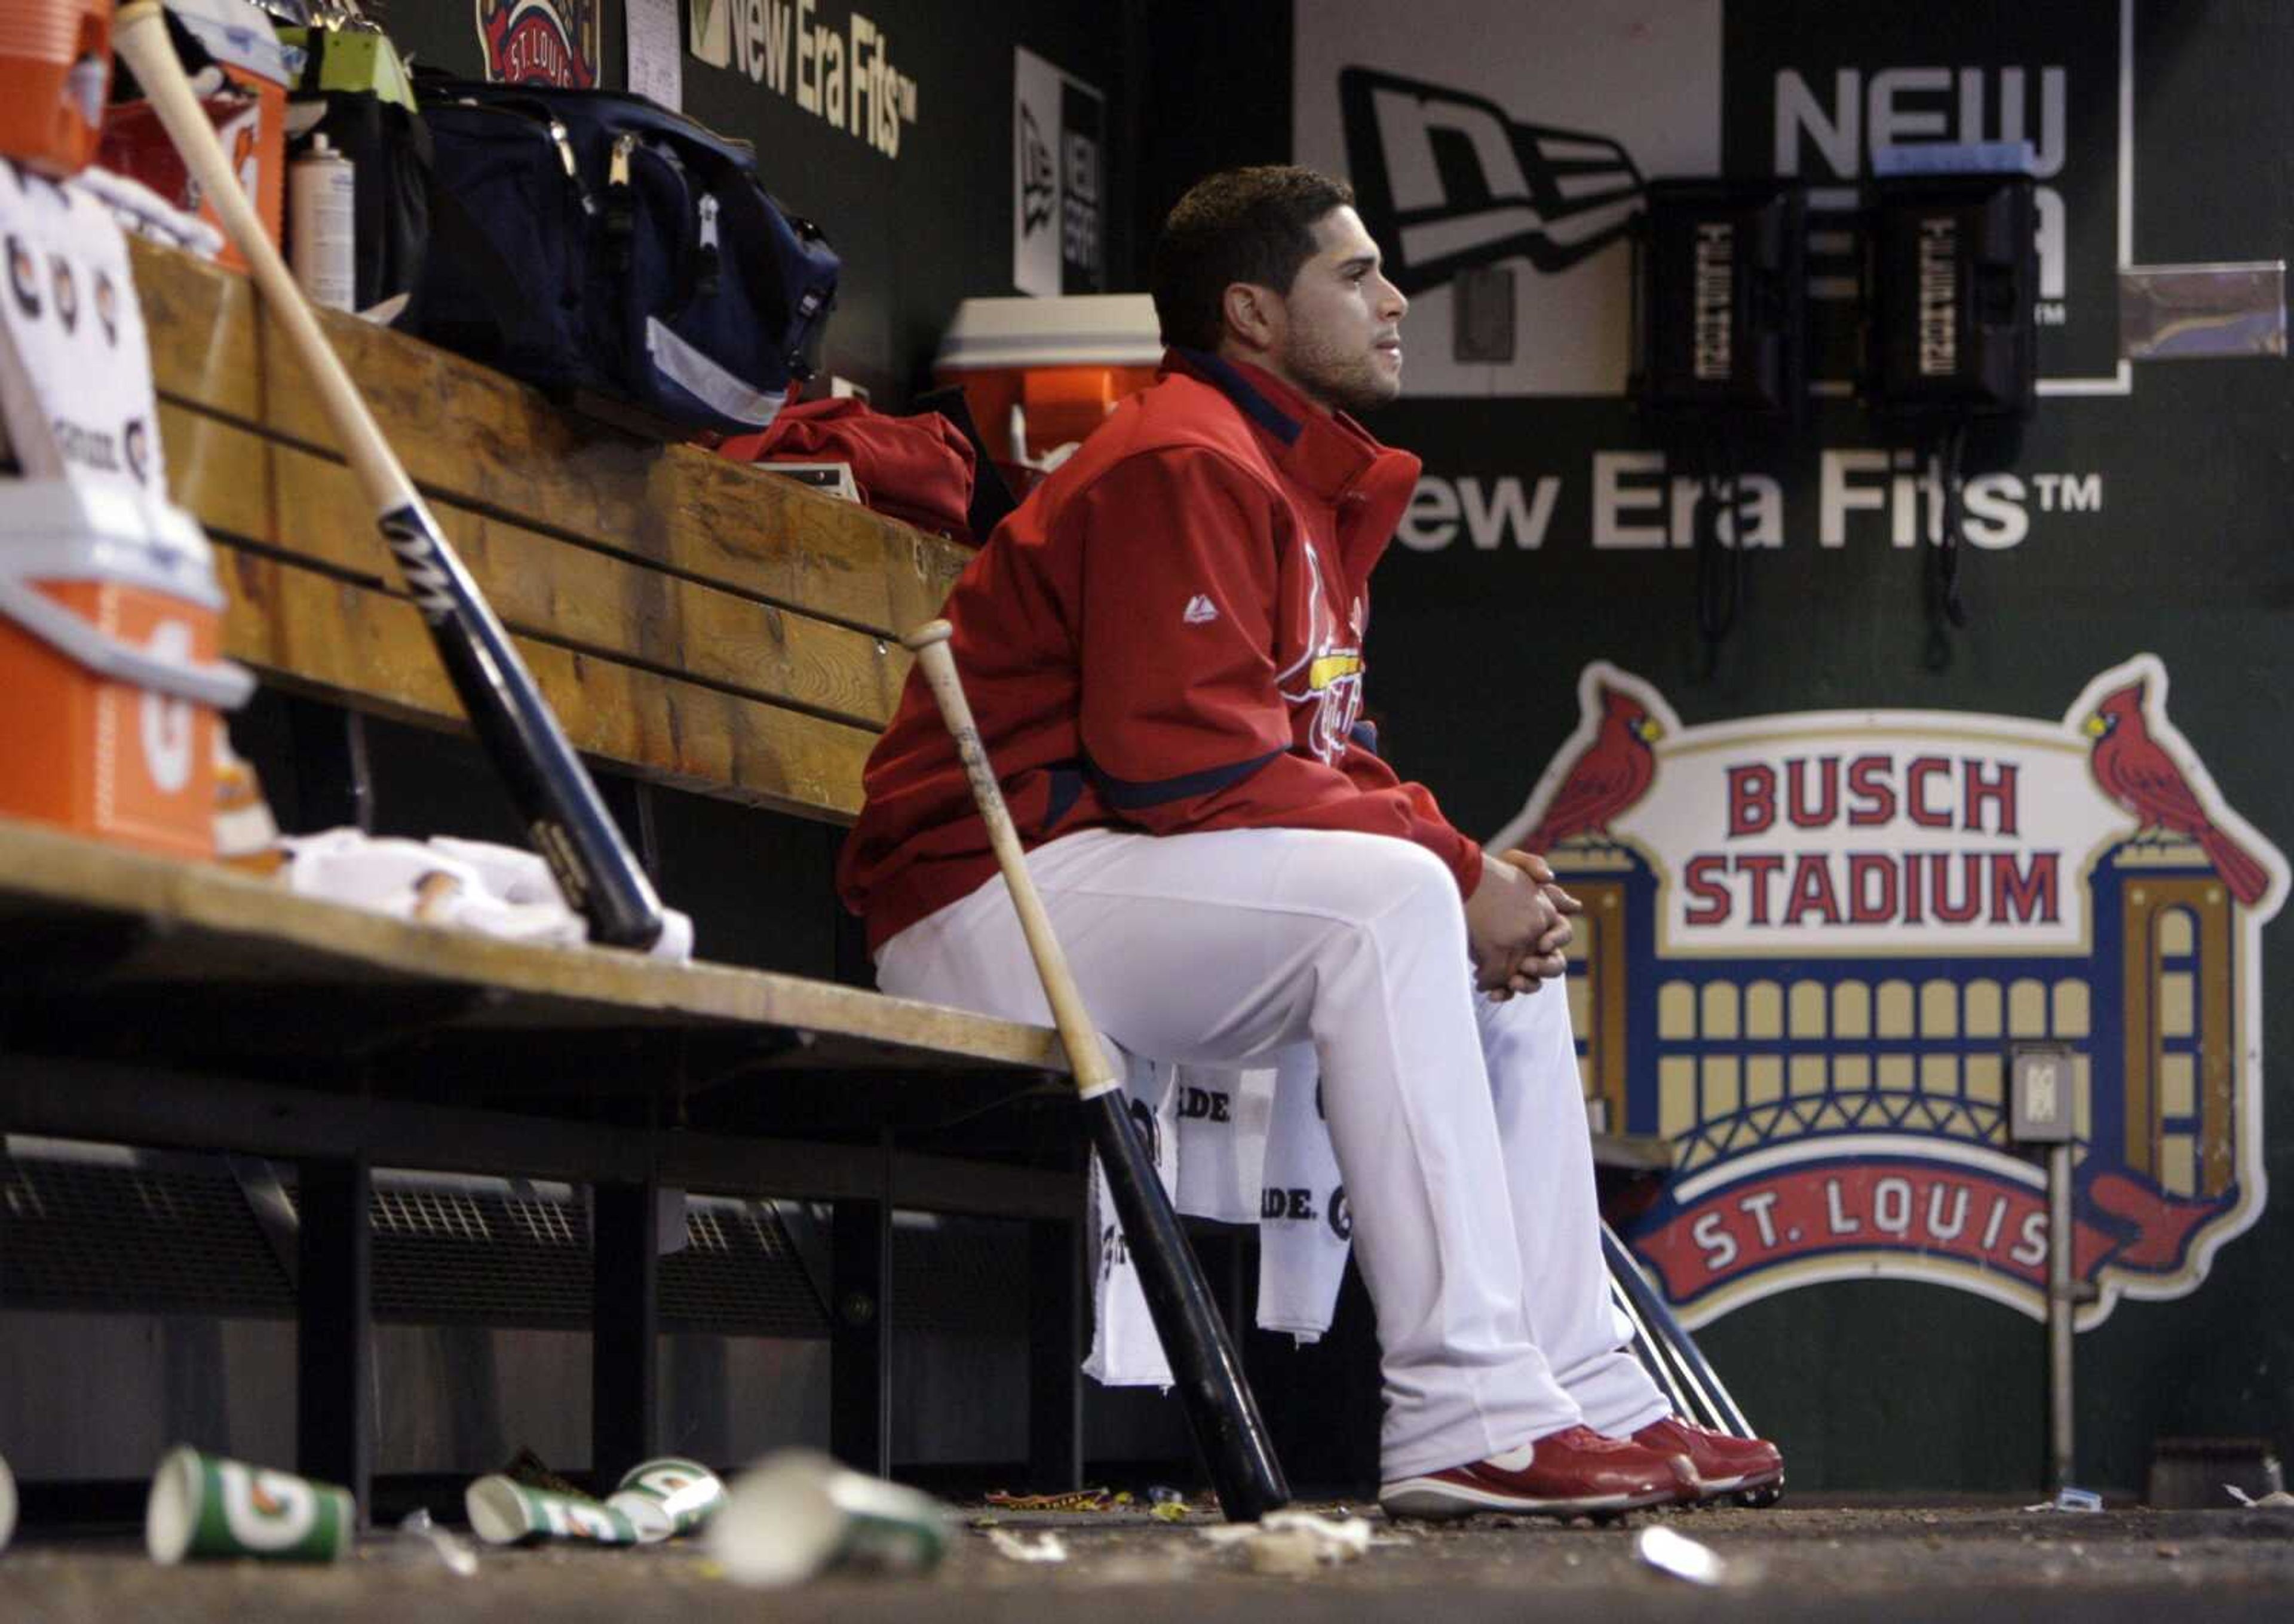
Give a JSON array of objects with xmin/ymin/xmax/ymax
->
[
  {"xmin": 2086, "ymin": 681, "xmax": 2272, "ymax": 907},
  {"xmin": 1521, "ymin": 686, "xmax": 1661, "ymax": 852}
]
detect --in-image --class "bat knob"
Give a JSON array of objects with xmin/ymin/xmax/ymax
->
[{"xmin": 901, "ymin": 619, "xmax": 954, "ymax": 653}]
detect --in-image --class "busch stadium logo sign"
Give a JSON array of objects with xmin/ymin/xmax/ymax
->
[
  {"xmin": 476, "ymin": 0, "xmax": 599, "ymax": 88},
  {"xmin": 1494, "ymin": 655, "xmax": 2284, "ymax": 1330}
]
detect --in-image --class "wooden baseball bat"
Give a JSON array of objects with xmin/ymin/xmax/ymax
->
[
  {"xmin": 901, "ymin": 619, "xmax": 1288, "ymax": 1521},
  {"xmin": 112, "ymin": 1, "xmax": 664, "ymax": 948}
]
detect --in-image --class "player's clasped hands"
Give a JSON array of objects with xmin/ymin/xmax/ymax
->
[{"xmin": 1464, "ymin": 849, "xmax": 1581, "ymax": 1000}]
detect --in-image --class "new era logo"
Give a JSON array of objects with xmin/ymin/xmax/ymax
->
[
  {"xmin": 1183, "ymin": 594, "xmax": 1219, "ymax": 625},
  {"xmin": 1339, "ymin": 67, "xmax": 1645, "ymax": 294}
]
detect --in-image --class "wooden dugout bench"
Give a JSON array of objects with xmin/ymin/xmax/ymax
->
[{"xmin": 0, "ymin": 240, "xmax": 1090, "ymax": 1516}]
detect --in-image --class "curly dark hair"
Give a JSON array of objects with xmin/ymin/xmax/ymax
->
[{"xmin": 1149, "ymin": 166, "xmax": 1356, "ymax": 352}]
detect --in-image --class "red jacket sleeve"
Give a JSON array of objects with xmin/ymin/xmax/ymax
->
[{"xmin": 1071, "ymin": 447, "xmax": 1482, "ymax": 895}]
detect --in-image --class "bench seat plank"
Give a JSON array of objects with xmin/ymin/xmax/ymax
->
[{"xmin": 0, "ymin": 817, "xmax": 1066, "ymax": 1073}]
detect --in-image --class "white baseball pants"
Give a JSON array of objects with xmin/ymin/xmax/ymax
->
[{"xmin": 873, "ymin": 825, "xmax": 1669, "ymax": 1479}]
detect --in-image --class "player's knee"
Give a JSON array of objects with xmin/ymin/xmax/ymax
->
[{"xmin": 1324, "ymin": 838, "xmax": 1468, "ymax": 948}]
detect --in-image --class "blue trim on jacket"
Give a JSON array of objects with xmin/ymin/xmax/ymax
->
[{"xmin": 1172, "ymin": 347, "xmax": 1304, "ymax": 447}]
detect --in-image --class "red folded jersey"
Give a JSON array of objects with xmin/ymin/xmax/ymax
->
[
  {"xmin": 836, "ymin": 350, "xmax": 1482, "ymax": 953},
  {"xmin": 719, "ymin": 397, "xmax": 978, "ymax": 542}
]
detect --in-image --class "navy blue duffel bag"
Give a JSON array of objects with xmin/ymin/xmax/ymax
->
[{"xmin": 403, "ymin": 79, "xmax": 838, "ymax": 437}]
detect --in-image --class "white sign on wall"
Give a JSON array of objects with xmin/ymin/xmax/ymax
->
[
  {"xmin": 1295, "ymin": 0, "xmax": 2132, "ymax": 398},
  {"xmin": 1295, "ymin": 0, "xmax": 1722, "ymax": 395},
  {"xmin": 1014, "ymin": 46, "xmax": 1106, "ymax": 297}
]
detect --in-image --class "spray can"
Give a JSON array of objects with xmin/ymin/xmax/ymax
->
[
  {"xmin": 289, "ymin": 131, "xmax": 356, "ymax": 312},
  {"xmin": 0, "ymin": 0, "xmax": 112, "ymax": 177}
]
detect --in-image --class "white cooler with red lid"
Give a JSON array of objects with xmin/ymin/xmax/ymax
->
[{"xmin": 934, "ymin": 293, "xmax": 1163, "ymax": 474}]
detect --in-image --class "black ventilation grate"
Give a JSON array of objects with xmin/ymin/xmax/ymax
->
[
  {"xmin": 5, "ymin": 1149, "xmax": 973, "ymax": 1340},
  {"xmin": 661, "ymin": 1203, "xmax": 828, "ymax": 1336},
  {"xmin": 0, "ymin": 1153, "xmax": 295, "ymax": 1315},
  {"xmin": 361, "ymin": 1184, "xmax": 597, "ymax": 1328}
]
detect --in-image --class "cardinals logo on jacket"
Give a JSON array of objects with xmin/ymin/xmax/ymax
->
[
  {"xmin": 1275, "ymin": 542, "xmax": 1365, "ymax": 765},
  {"xmin": 1496, "ymin": 655, "xmax": 2285, "ymax": 1333}
]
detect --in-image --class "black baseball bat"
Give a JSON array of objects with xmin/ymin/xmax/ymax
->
[
  {"xmin": 114, "ymin": 1, "xmax": 664, "ymax": 948},
  {"xmin": 903, "ymin": 619, "xmax": 1289, "ymax": 1521}
]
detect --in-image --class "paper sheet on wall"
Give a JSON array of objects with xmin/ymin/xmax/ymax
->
[
  {"xmin": 627, "ymin": 0, "xmax": 682, "ymax": 111},
  {"xmin": 0, "ymin": 162, "xmax": 164, "ymax": 493}
]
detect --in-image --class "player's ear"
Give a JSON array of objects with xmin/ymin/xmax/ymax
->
[{"xmin": 1222, "ymin": 281, "xmax": 1280, "ymax": 351}]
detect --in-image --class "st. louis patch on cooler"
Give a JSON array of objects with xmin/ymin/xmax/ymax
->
[{"xmin": 1496, "ymin": 655, "xmax": 2286, "ymax": 1331}]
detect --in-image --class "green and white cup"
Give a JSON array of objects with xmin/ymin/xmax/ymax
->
[
  {"xmin": 605, "ymin": 1457, "xmax": 726, "ymax": 1543},
  {"xmin": 1, "ymin": 1447, "xmax": 16, "ymax": 1556},
  {"xmin": 464, "ymin": 1475, "xmax": 640, "ymax": 1546},
  {"xmin": 145, "ymin": 1447, "xmax": 355, "ymax": 1564},
  {"xmin": 708, "ymin": 1448, "xmax": 949, "ymax": 1587}
]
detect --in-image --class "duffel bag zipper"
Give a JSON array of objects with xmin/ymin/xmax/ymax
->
[
  {"xmin": 614, "ymin": 139, "xmax": 706, "ymax": 308},
  {"xmin": 605, "ymin": 131, "xmax": 640, "ymax": 269},
  {"xmin": 442, "ymin": 98, "xmax": 596, "ymax": 217},
  {"xmin": 695, "ymin": 194, "xmax": 722, "ymax": 299}
]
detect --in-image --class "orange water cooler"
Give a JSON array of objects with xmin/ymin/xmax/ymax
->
[
  {"xmin": 0, "ymin": 481, "xmax": 255, "ymax": 859},
  {"xmin": 934, "ymin": 294, "xmax": 1163, "ymax": 486},
  {"xmin": 0, "ymin": 0, "xmax": 113, "ymax": 178}
]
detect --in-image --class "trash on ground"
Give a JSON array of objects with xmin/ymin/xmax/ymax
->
[
  {"xmin": 146, "ymin": 1447, "xmax": 354, "ymax": 1564},
  {"xmin": 1200, "ymin": 1509, "xmax": 1373, "ymax": 1575},
  {"xmin": 606, "ymin": 1457, "xmax": 728, "ymax": 1543},
  {"xmin": 464, "ymin": 1475, "xmax": 640, "ymax": 1547},
  {"xmin": 985, "ymin": 1528, "xmax": 1069, "ymax": 1564},
  {"xmin": 392, "ymin": 1509, "xmax": 479, "ymax": 1577},
  {"xmin": 1636, "ymin": 1525, "xmax": 1727, "ymax": 1586},
  {"xmin": 501, "ymin": 1447, "xmax": 589, "ymax": 1500},
  {"xmin": 2225, "ymin": 1484, "xmax": 2294, "ymax": 1508},
  {"xmin": 985, "ymin": 1487, "xmax": 1114, "ymax": 1511},
  {"xmin": 710, "ymin": 1448, "xmax": 949, "ymax": 1587},
  {"xmin": 1150, "ymin": 1500, "xmax": 1190, "ymax": 1523},
  {"xmin": 2022, "ymin": 1487, "xmax": 2104, "ymax": 1513}
]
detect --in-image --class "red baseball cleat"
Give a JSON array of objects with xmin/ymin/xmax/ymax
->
[
  {"xmin": 1633, "ymin": 1415, "xmax": 1784, "ymax": 1503},
  {"xmin": 1379, "ymin": 1425, "xmax": 1695, "ymax": 1519}
]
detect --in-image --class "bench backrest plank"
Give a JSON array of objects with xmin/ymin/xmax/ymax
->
[
  {"xmin": 221, "ymin": 551, "xmax": 879, "ymax": 819},
  {"xmin": 132, "ymin": 240, "xmax": 970, "ymax": 820},
  {"xmin": 163, "ymin": 404, "xmax": 907, "ymax": 734}
]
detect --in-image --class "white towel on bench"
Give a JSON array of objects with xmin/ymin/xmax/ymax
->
[
  {"xmin": 1084, "ymin": 1043, "xmax": 1354, "ymax": 1388},
  {"xmin": 279, "ymin": 827, "xmax": 694, "ymax": 960}
]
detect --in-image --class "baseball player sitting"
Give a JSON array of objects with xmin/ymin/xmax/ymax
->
[{"xmin": 838, "ymin": 165, "xmax": 1782, "ymax": 1517}]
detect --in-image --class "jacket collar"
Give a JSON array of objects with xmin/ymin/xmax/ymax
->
[{"xmin": 1167, "ymin": 348, "xmax": 1416, "ymax": 506}]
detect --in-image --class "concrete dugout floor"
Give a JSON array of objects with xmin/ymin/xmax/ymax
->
[{"xmin": 6, "ymin": 1502, "xmax": 2294, "ymax": 1622}]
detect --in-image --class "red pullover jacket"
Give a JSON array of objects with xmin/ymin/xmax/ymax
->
[{"xmin": 836, "ymin": 349, "xmax": 1484, "ymax": 951}]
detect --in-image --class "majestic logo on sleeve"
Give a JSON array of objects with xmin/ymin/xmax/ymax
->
[{"xmin": 1498, "ymin": 655, "xmax": 2284, "ymax": 1330}]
